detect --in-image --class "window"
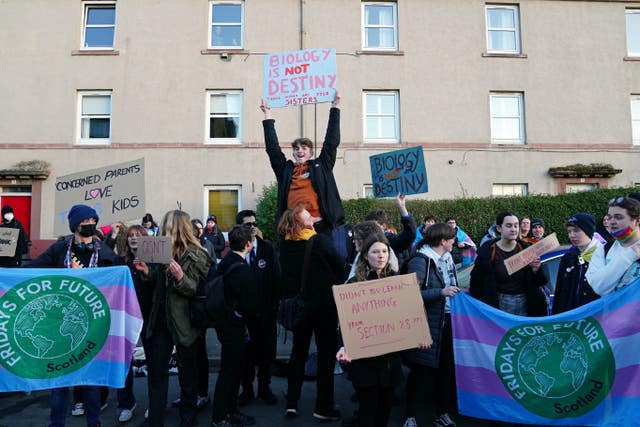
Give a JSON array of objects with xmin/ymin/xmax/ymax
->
[
  {"xmin": 364, "ymin": 91, "xmax": 400, "ymax": 142},
  {"xmin": 206, "ymin": 91, "xmax": 242, "ymax": 143},
  {"xmin": 490, "ymin": 92, "xmax": 525, "ymax": 143},
  {"xmin": 485, "ymin": 5, "xmax": 520, "ymax": 54},
  {"xmin": 632, "ymin": 96, "xmax": 640, "ymax": 145},
  {"xmin": 82, "ymin": 3, "xmax": 116, "ymax": 49},
  {"xmin": 492, "ymin": 183, "xmax": 528, "ymax": 196},
  {"xmin": 209, "ymin": 1, "xmax": 244, "ymax": 49},
  {"xmin": 204, "ymin": 186, "xmax": 241, "ymax": 231},
  {"xmin": 627, "ymin": 9, "xmax": 640, "ymax": 57},
  {"xmin": 362, "ymin": 2, "xmax": 398, "ymax": 50},
  {"xmin": 362, "ymin": 185, "xmax": 375, "ymax": 198},
  {"xmin": 77, "ymin": 91, "xmax": 111, "ymax": 143},
  {"xmin": 565, "ymin": 183, "xmax": 599, "ymax": 193}
]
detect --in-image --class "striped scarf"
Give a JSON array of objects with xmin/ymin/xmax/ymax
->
[{"xmin": 64, "ymin": 238, "xmax": 100, "ymax": 268}]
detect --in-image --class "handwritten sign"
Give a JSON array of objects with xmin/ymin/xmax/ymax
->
[
  {"xmin": 369, "ymin": 147, "xmax": 428, "ymax": 198},
  {"xmin": 136, "ymin": 236, "xmax": 172, "ymax": 264},
  {"xmin": 332, "ymin": 273, "xmax": 431, "ymax": 360},
  {"xmin": 263, "ymin": 48, "xmax": 337, "ymax": 108},
  {"xmin": 54, "ymin": 159, "xmax": 145, "ymax": 236},
  {"xmin": 0, "ymin": 228, "xmax": 19, "ymax": 257},
  {"xmin": 504, "ymin": 233, "xmax": 560, "ymax": 275}
]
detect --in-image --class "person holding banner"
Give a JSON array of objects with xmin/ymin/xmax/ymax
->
[
  {"xmin": 470, "ymin": 211, "xmax": 548, "ymax": 316},
  {"xmin": 261, "ymin": 92, "xmax": 344, "ymax": 234},
  {"xmin": 586, "ymin": 196, "xmax": 640, "ymax": 295},
  {"xmin": 29, "ymin": 204, "xmax": 123, "ymax": 427}
]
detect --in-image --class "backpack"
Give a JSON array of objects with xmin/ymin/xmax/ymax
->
[
  {"xmin": 399, "ymin": 252, "xmax": 432, "ymax": 289},
  {"xmin": 189, "ymin": 262, "xmax": 242, "ymax": 329}
]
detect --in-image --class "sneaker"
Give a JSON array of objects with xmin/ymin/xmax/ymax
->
[
  {"xmin": 118, "ymin": 403, "xmax": 136, "ymax": 422},
  {"xmin": 257, "ymin": 387, "xmax": 278, "ymax": 405},
  {"xmin": 433, "ymin": 413, "xmax": 457, "ymax": 427},
  {"xmin": 313, "ymin": 408, "xmax": 341, "ymax": 421},
  {"xmin": 144, "ymin": 408, "xmax": 149, "ymax": 419},
  {"xmin": 403, "ymin": 417, "xmax": 418, "ymax": 427},
  {"xmin": 196, "ymin": 395, "xmax": 210, "ymax": 409},
  {"xmin": 228, "ymin": 411, "xmax": 256, "ymax": 425},
  {"xmin": 285, "ymin": 403, "xmax": 298, "ymax": 418},
  {"xmin": 71, "ymin": 402, "xmax": 85, "ymax": 416}
]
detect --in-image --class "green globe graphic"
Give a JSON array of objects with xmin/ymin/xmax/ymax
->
[
  {"xmin": 14, "ymin": 294, "xmax": 89, "ymax": 359},
  {"xmin": 518, "ymin": 332, "xmax": 587, "ymax": 399}
]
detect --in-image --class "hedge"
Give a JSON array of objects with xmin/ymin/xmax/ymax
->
[{"xmin": 256, "ymin": 183, "xmax": 637, "ymax": 245}]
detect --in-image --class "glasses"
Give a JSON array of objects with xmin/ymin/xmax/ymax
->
[
  {"xmin": 243, "ymin": 222, "xmax": 258, "ymax": 227},
  {"xmin": 609, "ymin": 196, "xmax": 627, "ymax": 207}
]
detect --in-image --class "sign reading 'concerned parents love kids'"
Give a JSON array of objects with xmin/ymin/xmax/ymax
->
[
  {"xmin": 332, "ymin": 273, "xmax": 431, "ymax": 360},
  {"xmin": 54, "ymin": 159, "xmax": 145, "ymax": 236},
  {"xmin": 369, "ymin": 147, "xmax": 428, "ymax": 198},
  {"xmin": 263, "ymin": 48, "xmax": 337, "ymax": 108}
]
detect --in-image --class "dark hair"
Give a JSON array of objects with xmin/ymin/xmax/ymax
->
[
  {"xmin": 445, "ymin": 217, "xmax": 456, "ymax": 223},
  {"xmin": 236, "ymin": 209, "xmax": 257, "ymax": 225},
  {"xmin": 422, "ymin": 223, "xmax": 456, "ymax": 247},
  {"xmin": 142, "ymin": 213, "xmax": 154, "ymax": 223},
  {"xmin": 228, "ymin": 225, "xmax": 253, "ymax": 251},
  {"xmin": 191, "ymin": 219, "xmax": 203, "ymax": 237},
  {"xmin": 496, "ymin": 211, "xmax": 519, "ymax": 227},
  {"xmin": 277, "ymin": 205, "xmax": 307, "ymax": 237},
  {"xmin": 355, "ymin": 236, "xmax": 393, "ymax": 281},
  {"xmin": 364, "ymin": 209, "xmax": 388, "ymax": 225},
  {"xmin": 609, "ymin": 196, "xmax": 640, "ymax": 219},
  {"xmin": 291, "ymin": 137, "xmax": 313, "ymax": 150},
  {"xmin": 423, "ymin": 215, "xmax": 436, "ymax": 223},
  {"xmin": 353, "ymin": 220, "xmax": 384, "ymax": 241}
]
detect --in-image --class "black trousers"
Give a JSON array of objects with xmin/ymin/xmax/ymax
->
[
  {"xmin": 242, "ymin": 314, "xmax": 277, "ymax": 393},
  {"xmin": 355, "ymin": 385, "xmax": 394, "ymax": 427},
  {"xmin": 286, "ymin": 311, "xmax": 338, "ymax": 413},
  {"xmin": 195, "ymin": 333, "xmax": 210, "ymax": 397},
  {"xmin": 211, "ymin": 322, "xmax": 246, "ymax": 422}
]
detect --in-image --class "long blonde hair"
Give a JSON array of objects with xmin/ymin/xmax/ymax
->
[
  {"xmin": 161, "ymin": 210, "xmax": 202, "ymax": 260},
  {"xmin": 355, "ymin": 236, "xmax": 393, "ymax": 282}
]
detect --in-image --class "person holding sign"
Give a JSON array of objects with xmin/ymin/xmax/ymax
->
[
  {"xmin": 337, "ymin": 236, "xmax": 430, "ymax": 427},
  {"xmin": 261, "ymin": 92, "xmax": 344, "ymax": 234},
  {"xmin": 0, "ymin": 204, "xmax": 28, "ymax": 267},
  {"xmin": 469, "ymin": 211, "xmax": 547, "ymax": 316}
]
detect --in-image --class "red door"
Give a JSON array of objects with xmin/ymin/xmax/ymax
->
[{"xmin": 0, "ymin": 195, "xmax": 31, "ymax": 238}]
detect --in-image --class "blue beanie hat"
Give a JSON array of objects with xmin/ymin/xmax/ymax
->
[{"xmin": 68, "ymin": 204, "xmax": 99, "ymax": 232}]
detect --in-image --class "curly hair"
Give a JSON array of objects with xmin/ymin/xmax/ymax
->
[{"xmin": 277, "ymin": 205, "xmax": 307, "ymax": 237}]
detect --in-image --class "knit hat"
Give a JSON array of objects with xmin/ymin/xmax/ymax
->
[
  {"xmin": 1, "ymin": 205, "xmax": 13, "ymax": 216},
  {"xmin": 68, "ymin": 204, "xmax": 99, "ymax": 232},
  {"xmin": 530, "ymin": 218, "xmax": 545, "ymax": 229},
  {"xmin": 566, "ymin": 212, "xmax": 595, "ymax": 239},
  {"xmin": 207, "ymin": 215, "xmax": 217, "ymax": 223}
]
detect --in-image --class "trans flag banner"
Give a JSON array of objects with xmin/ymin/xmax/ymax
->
[
  {"xmin": 0, "ymin": 266, "xmax": 142, "ymax": 392},
  {"xmin": 451, "ymin": 280, "xmax": 640, "ymax": 427}
]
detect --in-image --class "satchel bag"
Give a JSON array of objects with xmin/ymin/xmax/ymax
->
[{"xmin": 277, "ymin": 236, "xmax": 315, "ymax": 332}]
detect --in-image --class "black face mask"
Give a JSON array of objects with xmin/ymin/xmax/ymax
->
[{"xmin": 78, "ymin": 224, "xmax": 97, "ymax": 238}]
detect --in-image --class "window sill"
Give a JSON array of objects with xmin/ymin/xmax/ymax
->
[
  {"xmin": 201, "ymin": 49, "xmax": 249, "ymax": 55},
  {"xmin": 204, "ymin": 140, "xmax": 243, "ymax": 145},
  {"xmin": 624, "ymin": 56, "xmax": 640, "ymax": 61},
  {"xmin": 356, "ymin": 50, "xmax": 404, "ymax": 56},
  {"xmin": 71, "ymin": 49, "xmax": 119, "ymax": 56},
  {"xmin": 491, "ymin": 141, "xmax": 526, "ymax": 145},
  {"xmin": 75, "ymin": 140, "xmax": 111, "ymax": 146},
  {"xmin": 482, "ymin": 52, "xmax": 527, "ymax": 59}
]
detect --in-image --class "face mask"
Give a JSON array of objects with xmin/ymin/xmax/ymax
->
[
  {"xmin": 3, "ymin": 213, "xmax": 13, "ymax": 222},
  {"xmin": 78, "ymin": 223, "xmax": 97, "ymax": 238}
]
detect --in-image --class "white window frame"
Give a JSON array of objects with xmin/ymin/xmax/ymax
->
[
  {"xmin": 565, "ymin": 183, "xmax": 599, "ymax": 194},
  {"xmin": 81, "ymin": 2, "xmax": 116, "ymax": 50},
  {"xmin": 485, "ymin": 4, "xmax": 521, "ymax": 54},
  {"xmin": 490, "ymin": 92, "xmax": 525, "ymax": 144},
  {"xmin": 363, "ymin": 91, "xmax": 400, "ymax": 142},
  {"xmin": 626, "ymin": 9, "xmax": 640, "ymax": 57},
  {"xmin": 203, "ymin": 185, "xmax": 242, "ymax": 232},
  {"xmin": 632, "ymin": 95, "xmax": 640, "ymax": 145},
  {"xmin": 361, "ymin": 2, "xmax": 398, "ymax": 51},
  {"xmin": 209, "ymin": 1, "xmax": 244, "ymax": 49},
  {"xmin": 77, "ymin": 91, "xmax": 112, "ymax": 145},
  {"xmin": 205, "ymin": 90, "xmax": 243, "ymax": 144},
  {"xmin": 492, "ymin": 183, "xmax": 528, "ymax": 196},
  {"xmin": 362, "ymin": 184, "xmax": 375, "ymax": 198}
]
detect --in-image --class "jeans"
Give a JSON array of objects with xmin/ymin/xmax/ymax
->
[{"xmin": 49, "ymin": 386, "xmax": 100, "ymax": 427}]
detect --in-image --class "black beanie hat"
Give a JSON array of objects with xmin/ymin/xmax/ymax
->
[
  {"xmin": 566, "ymin": 212, "xmax": 596, "ymax": 239},
  {"xmin": 68, "ymin": 204, "xmax": 99, "ymax": 232},
  {"xmin": 1, "ymin": 205, "xmax": 13, "ymax": 216}
]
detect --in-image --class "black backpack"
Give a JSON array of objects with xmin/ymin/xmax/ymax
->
[
  {"xmin": 190, "ymin": 262, "xmax": 241, "ymax": 329},
  {"xmin": 399, "ymin": 252, "xmax": 432, "ymax": 289}
]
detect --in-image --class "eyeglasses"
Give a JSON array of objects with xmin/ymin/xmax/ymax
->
[
  {"xmin": 243, "ymin": 222, "xmax": 258, "ymax": 227},
  {"xmin": 609, "ymin": 196, "xmax": 627, "ymax": 207}
]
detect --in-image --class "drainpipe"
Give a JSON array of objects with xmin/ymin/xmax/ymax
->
[{"xmin": 299, "ymin": 0, "xmax": 305, "ymax": 139}]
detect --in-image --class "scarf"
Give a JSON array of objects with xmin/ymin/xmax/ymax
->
[
  {"xmin": 611, "ymin": 226, "xmax": 635, "ymax": 244},
  {"xmin": 285, "ymin": 227, "xmax": 316, "ymax": 241},
  {"xmin": 579, "ymin": 244, "xmax": 597, "ymax": 264},
  {"xmin": 64, "ymin": 238, "xmax": 100, "ymax": 268}
]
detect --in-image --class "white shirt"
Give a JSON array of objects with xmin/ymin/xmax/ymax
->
[{"xmin": 586, "ymin": 240, "xmax": 640, "ymax": 295}]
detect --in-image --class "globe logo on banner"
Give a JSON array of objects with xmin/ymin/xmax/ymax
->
[
  {"xmin": 0, "ymin": 275, "xmax": 110, "ymax": 379},
  {"xmin": 494, "ymin": 318, "xmax": 615, "ymax": 418}
]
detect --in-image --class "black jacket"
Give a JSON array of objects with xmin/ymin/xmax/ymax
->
[
  {"xmin": 248, "ymin": 237, "xmax": 281, "ymax": 315},
  {"xmin": 203, "ymin": 230, "xmax": 226, "ymax": 259},
  {"xmin": 218, "ymin": 252, "xmax": 260, "ymax": 323},
  {"xmin": 29, "ymin": 236, "xmax": 122, "ymax": 268},
  {"xmin": 552, "ymin": 246, "xmax": 599, "ymax": 314},
  {"xmin": 469, "ymin": 238, "xmax": 548, "ymax": 316},
  {"xmin": 263, "ymin": 107, "xmax": 345, "ymax": 229},
  {"xmin": 0, "ymin": 218, "xmax": 28, "ymax": 267},
  {"xmin": 385, "ymin": 215, "xmax": 417, "ymax": 265}
]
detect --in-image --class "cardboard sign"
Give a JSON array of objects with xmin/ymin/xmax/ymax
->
[
  {"xmin": 504, "ymin": 233, "xmax": 561, "ymax": 275},
  {"xmin": 263, "ymin": 48, "xmax": 337, "ymax": 108},
  {"xmin": 54, "ymin": 159, "xmax": 145, "ymax": 236},
  {"xmin": 136, "ymin": 236, "xmax": 172, "ymax": 264},
  {"xmin": 369, "ymin": 147, "xmax": 428, "ymax": 198},
  {"xmin": 0, "ymin": 228, "xmax": 19, "ymax": 257},
  {"xmin": 332, "ymin": 273, "xmax": 431, "ymax": 360}
]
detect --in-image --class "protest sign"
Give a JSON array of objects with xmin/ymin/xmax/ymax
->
[
  {"xmin": 136, "ymin": 236, "xmax": 172, "ymax": 264},
  {"xmin": 332, "ymin": 273, "xmax": 431, "ymax": 360},
  {"xmin": 504, "ymin": 233, "xmax": 560, "ymax": 275},
  {"xmin": 0, "ymin": 228, "xmax": 19, "ymax": 257},
  {"xmin": 263, "ymin": 48, "xmax": 337, "ymax": 108},
  {"xmin": 369, "ymin": 147, "xmax": 428, "ymax": 198},
  {"xmin": 54, "ymin": 159, "xmax": 145, "ymax": 236}
]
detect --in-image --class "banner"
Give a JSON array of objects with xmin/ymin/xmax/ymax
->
[
  {"xmin": 369, "ymin": 147, "xmax": 428, "ymax": 198},
  {"xmin": 263, "ymin": 48, "xmax": 337, "ymax": 108},
  {"xmin": 0, "ymin": 266, "xmax": 142, "ymax": 392},
  {"xmin": 451, "ymin": 281, "xmax": 640, "ymax": 426},
  {"xmin": 54, "ymin": 159, "xmax": 145, "ymax": 236}
]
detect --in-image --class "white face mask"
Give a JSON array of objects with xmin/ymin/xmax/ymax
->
[{"xmin": 3, "ymin": 213, "xmax": 14, "ymax": 222}]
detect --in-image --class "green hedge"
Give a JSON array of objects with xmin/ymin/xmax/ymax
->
[{"xmin": 256, "ymin": 183, "xmax": 637, "ymax": 245}]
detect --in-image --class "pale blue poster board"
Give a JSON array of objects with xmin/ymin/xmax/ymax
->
[
  {"xmin": 263, "ymin": 48, "xmax": 337, "ymax": 108},
  {"xmin": 369, "ymin": 147, "xmax": 428, "ymax": 198}
]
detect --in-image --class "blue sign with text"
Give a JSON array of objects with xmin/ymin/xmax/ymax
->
[{"xmin": 369, "ymin": 147, "xmax": 428, "ymax": 198}]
